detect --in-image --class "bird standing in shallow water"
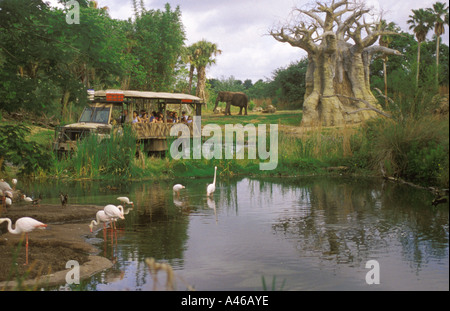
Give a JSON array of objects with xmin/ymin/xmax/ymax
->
[
  {"xmin": 0, "ymin": 217, "xmax": 47, "ymax": 265},
  {"xmin": 117, "ymin": 196, "xmax": 134, "ymax": 207},
  {"xmin": 89, "ymin": 210, "xmax": 112, "ymax": 232},
  {"xmin": 172, "ymin": 184, "xmax": 185, "ymax": 198},
  {"xmin": 104, "ymin": 204, "xmax": 125, "ymax": 230},
  {"xmin": 207, "ymin": 166, "xmax": 217, "ymax": 197}
]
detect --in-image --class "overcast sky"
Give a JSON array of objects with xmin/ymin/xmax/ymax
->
[{"xmin": 50, "ymin": 0, "xmax": 449, "ymax": 82}]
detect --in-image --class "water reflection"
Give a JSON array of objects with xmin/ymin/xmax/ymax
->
[{"xmin": 21, "ymin": 176, "xmax": 449, "ymax": 290}]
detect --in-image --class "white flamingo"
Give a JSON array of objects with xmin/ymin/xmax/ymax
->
[
  {"xmin": 104, "ymin": 204, "xmax": 124, "ymax": 230},
  {"xmin": 89, "ymin": 210, "xmax": 111, "ymax": 232},
  {"xmin": 172, "ymin": 184, "xmax": 185, "ymax": 197},
  {"xmin": 118, "ymin": 205, "xmax": 133, "ymax": 216},
  {"xmin": 0, "ymin": 180, "xmax": 13, "ymax": 208},
  {"xmin": 0, "ymin": 179, "xmax": 12, "ymax": 192},
  {"xmin": 22, "ymin": 194, "xmax": 33, "ymax": 203},
  {"xmin": 117, "ymin": 196, "xmax": 134, "ymax": 207},
  {"xmin": 207, "ymin": 166, "xmax": 217, "ymax": 197},
  {"xmin": 0, "ymin": 217, "xmax": 47, "ymax": 265}
]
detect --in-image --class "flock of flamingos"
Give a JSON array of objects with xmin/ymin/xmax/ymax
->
[{"xmin": 0, "ymin": 166, "xmax": 218, "ymax": 266}]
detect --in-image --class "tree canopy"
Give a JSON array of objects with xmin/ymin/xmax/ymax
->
[{"xmin": 0, "ymin": 0, "xmax": 187, "ymax": 119}]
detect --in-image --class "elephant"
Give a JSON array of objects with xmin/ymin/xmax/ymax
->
[{"xmin": 214, "ymin": 91, "xmax": 248, "ymax": 115}]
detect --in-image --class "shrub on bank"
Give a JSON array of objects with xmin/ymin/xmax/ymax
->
[{"xmin": 356, "ymin": 115, "xmax": 449, "ymax": 188}]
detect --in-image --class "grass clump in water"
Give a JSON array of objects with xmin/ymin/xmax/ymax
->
[{"xmin": 55, "ymin": 125, "xmax": 144, "ymax": 180}]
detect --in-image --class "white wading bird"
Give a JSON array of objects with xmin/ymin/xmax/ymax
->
[
  {"xmin": 0, "ymin": 217, "xmax": 47, "ymax": 265},
  {"xmin": 22, "ymin": 194, "xmax": 33, "ymax": 203},
  {"xmin": 172, "ymin": 184, "xmax": 185, "ymax": 197},
  {"xmin": 103, "ymin": 204, "xmax": 124, "ymax": 230},
  {"xmin": 206, "ymin": 166, "xmax": 217, "ymax": 197},
  {"xmin": 117, "ymin": 196, "xmax": 134, "ymax": 207},
  {"xmin": 89, "ymin": 210, "xmax": 112, "ymax": 232}
]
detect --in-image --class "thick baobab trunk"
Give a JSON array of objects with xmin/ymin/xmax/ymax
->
[
  {"xmin": 270, "ymin": 0, "xmax": 401, "ymax": 127},
  {"xmin": 301, "ymin": 44, "xmax": 382, "ymax": 127}
]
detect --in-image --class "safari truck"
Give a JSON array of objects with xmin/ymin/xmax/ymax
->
[{"xmin": 53, "ymin": 90, "xmax": 203, "ymax": 158}]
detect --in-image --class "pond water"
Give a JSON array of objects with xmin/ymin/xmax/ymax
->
[{"xmin": 24, "ymin": 176, "xmax": 449, "ymax": 291}]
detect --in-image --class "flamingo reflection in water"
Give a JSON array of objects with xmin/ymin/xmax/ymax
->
[{"xmin": 207, "ymin": 197, "xmax": 218, "ymax": 224}]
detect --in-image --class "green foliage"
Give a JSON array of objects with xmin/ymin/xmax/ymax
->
[
  {"xmin": 0, "ymin": 124, "xmax": 52, "ymax": 175},
  {"xmin": 356, "ymin": 116, "xmax": 449, "ymax": 187},
  {"xmin": 56, "ymin": 125, "xmax": 142, "ymax": 180},
  {"xmin": 0, "ymin": 0, "xmax": 186, "ymax": 120},
  {"xmin": 0, "ymin": 0, "xmax": 127, "ymax": 118},
  {"xmin": 131, "ymin": 4, "xmax": 185, "ymax": 91},
  {"xmin": 269, "ymin": 59, "xmax": 307, "ymax": 109},
  {"xmin": 207, "ymin": 59, "xmax": 307, "ymax": 110},
  {"xmin": 405, "ymin": 141, "xmax": 448, "ymax": 182}
]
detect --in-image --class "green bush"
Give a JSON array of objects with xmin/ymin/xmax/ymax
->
[
  {"xmin": 58, "ymin": 125, "xmax": 142, "ymax": 180},
  {"xmin": 0, "ymin": 124, "xmax": 52, "ymax": 175},
  {"xmin": 405, "ymin": 142, "xmax": 448, "ymax": 184},
  {"xmin": 358, "ymin": 115, "xmax": 449, "ymax": 187}
]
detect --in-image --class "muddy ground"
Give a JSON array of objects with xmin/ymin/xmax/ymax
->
[{"xmin": 0, "ymin": 202, "xmax": 113, "ymax": 289}]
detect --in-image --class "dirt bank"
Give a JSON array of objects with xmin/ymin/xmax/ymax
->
[{"xmin": 0, "ymin": 203, "xmax": 113, "ymax": 289}]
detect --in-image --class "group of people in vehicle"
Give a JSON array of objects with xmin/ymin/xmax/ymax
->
[{"xmin": 120, "ymin": 109, "xmax": 193, "ymax": 124}]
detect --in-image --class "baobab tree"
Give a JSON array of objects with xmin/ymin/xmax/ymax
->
[{"xmin": 270, "ymin": 0, "xmax": 402, "ymax": 127}]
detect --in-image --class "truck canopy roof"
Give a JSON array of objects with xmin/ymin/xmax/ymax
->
[{"xmin": 94, "ymin": 89, "xmax": 202, "ymax": 103}]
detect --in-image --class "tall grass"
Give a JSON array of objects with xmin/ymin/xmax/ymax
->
[
  {"xmin": 47, "ymin": 101, "xmax": 448, "ymax": 188},
  {"xmin": 358, "ymin": 115, "xmax": 449, "ymax": 187},
  {"xmin": 53, "ymin": 126, "xmax": 145, "ymax": 180},
  {"xmin": 277, "ymin": 125, "xmax": 357, "ymax": 173}
]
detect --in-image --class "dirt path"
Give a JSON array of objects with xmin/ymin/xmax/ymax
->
[{"xmin": 0, "ymin": 203, "xmax": 113, "ymax": 290}]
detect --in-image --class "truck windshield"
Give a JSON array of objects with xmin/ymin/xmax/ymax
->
[{"xmin": 79, "ymin": 106, "xmax": 110, "ymax": 124}]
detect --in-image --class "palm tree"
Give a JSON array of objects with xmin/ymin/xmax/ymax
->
[
  {"xmin": 427, "ymin": 2, "xmax": 449, "ymax": 85},
  {"xmin": 407, "ymin": 8, "xmax": 433, "ymax": 86},
  {"xmin": 182, "ymin": 45, "xmax": 198, "ymax": 94},
  {"xmin": 378, "ymin": 20, "xmax": 400, "ymax": 104},
  {"xmin": 189, "ymin": 40, "xmax": 222, "ymax": 103}
]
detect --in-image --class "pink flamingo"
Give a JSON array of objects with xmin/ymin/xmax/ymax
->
[
  {"xmin": 0, "ymin": 217, "xmax": 47, "ymax": 265},
  {"xmin": 117, "ymin": 197, "xmax": 134, "ymax": 207},
  {"xmin": 103, "ymin": 204, "xmax": 124, "ymax": 230},
  {"xmin": 89, "ymin": 210, "xmax": 112, "ymax": 233}
]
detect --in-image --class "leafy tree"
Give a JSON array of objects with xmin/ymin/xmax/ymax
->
[
  {"xmin": 0, "ymin": 124, "xmax": 52, "ymax": 175},
  {"xmin": 243, "ymin": 79, "xmax": 253, "ymax": 90},
  {"xmin": 132, "ymin": 4, "xmax": 185, "ymax": 91},
  {"xmin": 0, "ymin": 0, "xmax": 62, "ymax": 114},
  {"xmin": 270, "ymin": 59, "xmax": 308, "ymax": 109},
  {"xmin": 0, "ymin": 0, "xmax": 126, "ymax": 120}
]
